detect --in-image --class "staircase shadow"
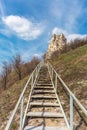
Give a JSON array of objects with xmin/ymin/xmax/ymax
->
[{"xmin": 25, "ymin": 100, "xmax": 46, "ymax": 130}]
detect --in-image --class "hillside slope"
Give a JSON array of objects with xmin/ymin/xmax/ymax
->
[
  {"xmin": 0, "ymin": 75, "xmax": 29, "ymax": 130},
  {"xmin": 49, "ymin": 45, "xmax": 87, "ymax": 129},
  {"xmin": 50, "ymin": 45, "xmax": 87, "ymax": 108}
]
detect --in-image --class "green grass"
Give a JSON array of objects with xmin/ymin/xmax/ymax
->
[
  {"xmin": 52, "ymin": 45, "xmax": 87, "ymax": 64},
  {"xmin": 50, "ymin": 45, "xmax": 87, "ymax": 78},
  {"xmin": 11, "ymin": 122, "xmax": 18, "ymax": 130}
]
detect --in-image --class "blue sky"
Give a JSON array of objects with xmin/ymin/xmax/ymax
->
[{"xmin": 0, "ymin": 0, "xmax": 87, "ymax": 73}]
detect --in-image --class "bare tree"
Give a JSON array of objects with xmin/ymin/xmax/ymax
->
[
  {"xmin": 1, "ymin": 62, "xmax": 11, "ymax": 89},
  {"xmin": 42, "ymin": 53, "xmax": 46, "ymax": 59},
  {"xmin": 30, "ymin": 57, "xmax": 40, "ymax": 70},
  {"xmin": 12, "ymin": 54, "xmax": 23, "ymax": 80}
]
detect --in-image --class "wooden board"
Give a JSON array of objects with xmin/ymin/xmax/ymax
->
[
  {"xmin": 27, "ymin": 112, "xmax": 64, "ymax": 118},
  {"xmin": 31, "ymin": 95, "xmax": 56, "ymax": 99},
  {"xmin": 24, "ymin": 126, "xmax": 69, "ymax": 130},
  {"xmin": 34, "ymin": 87, "xmax": 53, "ymax": 89},
  {"xmin": 36, "ymin": 84, "xmax": 52, "ymax": 86},
  {"xmin": 33, "ymin": 90, "xmax": 55, "ymax": 94},
  {"xmin": 30, "ymin": 102, "xmax": 59, "ymax": 107}
]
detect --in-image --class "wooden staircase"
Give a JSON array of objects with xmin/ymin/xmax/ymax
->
[
  {"xmin": 24, "ymin": 66, "xmax": 69, "ymax": 130},
  {"xmin": 5, "ymin": 61, "xmax": 87, "ymax": 130}
]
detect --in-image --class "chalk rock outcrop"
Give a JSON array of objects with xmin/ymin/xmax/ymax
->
[{"xmin": 46, "ymin": 33, "xmax": 67, "ymax": 59}]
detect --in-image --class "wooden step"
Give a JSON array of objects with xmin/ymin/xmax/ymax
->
[
  {"xmin": 38, "ymin": 79, "xmax": 51, "ymax": 81},
  {"xmin": 36, "ymin": 84, "xmax": 52, "ymax": 86},
  {"xmin": 34, "ymin": 87, "xmax": 54, "ymax": 90},
  {"xmin": 30, "ymin": 102, "xmax": 59, "ymax": 107},
  {"xmin": 24, "ymin": 126, "xmax": 69, "ymax": 130},
  {"xmin": 37, "ymin": 82, "xmax": 51, "ymax": 84},
  {"xmin": 33, "ymin": 90, "xmax": 55, "ymax": 94},
  {"xmin": 31, "ymin": 95, "xmax": 56, "ymax": 99},
  {"xmin": 27, "ymin": 112, "xmax": 64, "ymax": 118},
  {"xmin": 37, "ymin": 81, "xmax": 51, "ymax": 83}
]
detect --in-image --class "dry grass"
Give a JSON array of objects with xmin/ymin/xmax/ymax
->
[
  {"xmin": 49, "ymin": 45, "xmax": 87, "ymax": 130},
  {"xmin": 0, "ymin": 75, "xmax": 29, "ymax": 129}
]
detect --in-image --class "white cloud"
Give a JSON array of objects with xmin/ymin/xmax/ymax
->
[
  {"xmin": 2, "ymin": 15, "xmax": 44, "ymax": 40},
  {"xmin": 52, "ymin": 27, "xmax": 87, "ymax": 42},
  {"xmin": 52, "ymin": 27, "xmax": 68, "ymax": 35},
  {"xmin": 67, "ymin": 34, "xmax": 87, "ymax": 42},
  {"xmin": 33, "ymin": 53, "xmax": 43, "ymax": 59}
]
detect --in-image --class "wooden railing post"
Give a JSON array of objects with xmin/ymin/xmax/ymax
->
[
  {"xmin": 55, "ymin": 74, "xmax": 57, "ymax": 91},
  {"xmin": 70, "ymin": 95, "xmax": 74, "ymax": 130},
  {"xmin": 51, "ymin": 68, "xmax": 53, "ymax": 80},
  {"xmin": 20, "ymin": 96, "xmax": 24, "ymax": 130},
  {"xmin": 31, "ymin": 74, "xmax": 34, "ymax": 87}
]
